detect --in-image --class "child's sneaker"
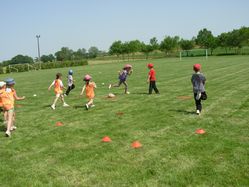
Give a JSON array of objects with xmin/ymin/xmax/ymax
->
[
  {"xmin": 85, "ymin": 104, "xmax": 89, "ymax": 110},
  {"xmin": 108, "ymin": 84, "xmax": 112, "ymax": 89},
  {"xmin": 5, "ymin": 131, "xmax": 11, "ymax": 137},
  {"xmin": 10, "ymin": 126, "xmax": 17, "ymax": 131},
  {"xmin": 196, "ymin": 110, "xmax": 200, "ymax": 115},
  {"xmin": 51, "ymin": 104, "xmax": 56, "ymax": 110},
  {"xmin": 63, "ymin": 103, "xmax": 69, "ymax": 107}
]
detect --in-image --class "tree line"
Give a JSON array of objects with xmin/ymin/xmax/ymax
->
[{"xmin": 1, "ymin": 26, "xmax": 249, "ymax": 65}]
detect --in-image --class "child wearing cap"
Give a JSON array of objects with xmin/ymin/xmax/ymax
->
[
  {"xmin": 147, "ymin": 63, "xmax": 159, "ymax": 94},
  {"xmin": 65, "ymin": 69, "xmax": 75, "ymax": 96},
  {"xmin": 109, "ymin": 64, "xmax": 133, "ymax": 94},
  {"xmin": 0, "ymin": 78, "xmax": 25, "ymax": 137},
  {"xmin": 48, "ymin": 73, "xmax": 69, "ymax": 110},
  {"xmin": 80, "ymin": 74, "xmax": 96, "ymax": 110},
  {"xmin": 191, "ymin": 64, "xmax": 207, "ymax": 115}
]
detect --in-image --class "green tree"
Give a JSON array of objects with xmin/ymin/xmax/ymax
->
[
  {"xmin": 196, "ymin": 28, "xmax": 217, "ymax": 55},
  {"xmin": 150, "ymin": 37, "xmax": 159, "ymax": 50},
  {"xmin": 179, "ymin": 39, "xmax": 194, "ymax": 56},
  {"xmin": 88, "ymin": 46, "xmax": 99, "ymax": 58},
  {"xmin": 73, "ymin": 48, "xmax": 87, "ymax": 60},
  {"xmin": 55, "ymin": 47, "xmax": 74, "ymax": 61},
  {"xmin": 128, "ymin": 40, "xmax": 142, "ymax": 60},
  {"xmin": 41, "ymin": 54, "xmax": 55, "ymax": 63},
  {"xmin": 160, "ymin": 36, "xmax": 180, "ymax": 55},
  {"xmin": 141, "ymin": 42, "xmax": 153, "ymax": 59},
  {"xmin": 10, "ymin": 54, "xmax": 34, "ymax": 64},
  {"xmin": 109, "ymin": 41, "xmax": 123, "ymax": 58}
]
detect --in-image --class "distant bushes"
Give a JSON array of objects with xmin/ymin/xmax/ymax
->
[{"xmin": 1, "ymin": 60, "xmax": 88, "ymax": 74}]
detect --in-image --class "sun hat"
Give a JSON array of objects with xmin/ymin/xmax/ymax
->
[
  {"xmin": 68, "ymin": 69, "xmax": 73, "ymax": 75},
  {"xmin": 0, "ymin": 81, "xmax": 6, "ymax": 87},
  {"xmin": 124, "ymin": 64, "xmax": 132, "ymax": 68},
  {"xmin": 193, "ymin": 64, "xmax": 201, "ymax": 71},
  {"xmin": 83, "ymin": 74, "xmax": 92, "ymax": 81},
  {"xmin": 5, "ymin": 78, "xmax": 15, "ymax": 85},
  {"xmin": 147, "ymin": 63, "xmax": 154, "ymax": 68}
]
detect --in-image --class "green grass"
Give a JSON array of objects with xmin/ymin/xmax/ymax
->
[{"xmin": 0, "ymin": 56, "xmax": 249, "ymax": 186}]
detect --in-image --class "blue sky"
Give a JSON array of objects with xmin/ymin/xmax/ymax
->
[{"xmin": 0, "ymin": 0, "xmax": 249, "ymax": 61}]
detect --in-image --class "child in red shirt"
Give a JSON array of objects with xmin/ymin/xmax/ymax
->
[{"xmin": 147, "ymin": 63, "xmax": 159, "ymax": 94}]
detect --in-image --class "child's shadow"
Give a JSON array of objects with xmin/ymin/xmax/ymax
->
[
  {"xmin": 43, "ymin": 104, "xmax": 52, "ymax": 108},
  {"xmin": 169, "ymin": 109, "xmax": 196, "ymax": 115},
  {"xmin": 73, "ymin": 105, "xmax": 85, "ymax": 109},
  {"xmin": 0, "ymin": 125, "xmax": 6, "ymax": 132},
  {"xmin": 132, "ymin": 92, "xmax": 148, "ymax": 95}
]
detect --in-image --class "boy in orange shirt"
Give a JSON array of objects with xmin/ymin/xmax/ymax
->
[
  {"xmin": 147, "ymin": 63, "xmax": 159, "ymax": 94},
  {"xmin": 48, "ymin": 73, "xmax": 69, "ymax": 110},
  {"xmin": 1, "ymin": 78, "xmax": 25, "ymax": 137},
  {"xmin": 80, "ymin": 74, "xmax": 96, "ymax": 110}
]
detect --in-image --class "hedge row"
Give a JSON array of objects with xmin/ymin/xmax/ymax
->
[{"xmin": 0, "ymin": 60, "xmax": 88, "ymax": 74}]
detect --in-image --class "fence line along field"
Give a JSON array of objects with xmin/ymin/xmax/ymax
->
[{"xmin": 0, "ymin": 56, "xmax": 248, "ymax": 186}]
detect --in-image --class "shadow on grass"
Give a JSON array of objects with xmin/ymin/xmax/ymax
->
[
  {"xmin": 131, "ymin": 92, "xmax": 149, "ymax": 95},
  {"xmin": 73, "ymin": 105, "xmax": 85, "ymax": 109},
  {"xmin": 43, "ymin": 105, "xmax": 52, "ymax": 108},
  {"xmin": 0, "ymin": 125, "xmax": 6, "ymax": 132},
  {"xmin": 169, "ymin": 109, "xmax": 196, "ymax": 115}
]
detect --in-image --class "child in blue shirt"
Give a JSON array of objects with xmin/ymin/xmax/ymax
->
[{"xmin": 109, "ymin": 64, "xmax": 133, "ymax": 94}]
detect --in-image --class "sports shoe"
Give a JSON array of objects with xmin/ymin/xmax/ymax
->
[
  {"xmin": 51, "ymin": 104, "xmax": 55, "ymax": 110},
  {"xmin": 63, "ymin": 103, "xmax": 69, "ymax": 107},
  {"xmin": 90, "ymin": 105, "xmax": 95, "ymax": 108},
  {"xmin": 126, "ymin": 91, "xmax": 130, "ymax": 94},
  {"xmin": 5, "ymin": 131, "xmax": 11, "ymax": 137},
  {"xmin": 10, "ymin": 126, "xmax": 17, "ymax": 131},
  {"xmin": 85, "ymin": 104, "xmax": 89, "ymax": 110},
  {"xmin": 196, "ymin": 110, "xmax": 200, "ymax": 115},
  {"xmin": 108, "ymin": 84, "xmax": 112, "ymax": 89}
]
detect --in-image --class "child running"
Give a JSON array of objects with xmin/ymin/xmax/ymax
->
[
  {"xmin": 191, "ymin": 64, "xmax": 207, "ymax": 115},
  {"xmin": 0, "ymin": 81, "xmax": 6, "ymax": 123},
  {"xmin": 64, "ymin": 69, "xmax": 75, "ymax": 96},
  {"xmin": 147, "ymin": 63, "xmax": 159, "ymax": 94},
  {"xmin": 80, "ymin": 74, "xmax": 96, "ymax": 110},
  {"xmin": 109, "ymin": 64, "xmax": 133, "ymax": 94},
  {"xmin": 48, "ymin": 73, "xmax": 69, "ymax": 110},
  {"xmin": 0, "ymin": 78, "xmax": 25, "ymax": 137}
]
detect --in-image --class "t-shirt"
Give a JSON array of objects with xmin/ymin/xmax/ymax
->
[
  {"xmin": 148, "ymin": 68, "xmax": 156, "ymax": 81},
  {"xmin": 119, "ymin": 70, "xmax": 128, "ymax": 81},
  {"xmin": 0, "ymin": 88, "xmax": 15, "ymax": 110},
  {"xmin": 52, "ymin": 79, "xmax": 63, "ymax": 94},
  {"xmin": 86, "ymin": 83, "xmax": 95, "ymax": 99},
  {"xmin": 67, "ymin": 75, "xmax": 73, "ymax": 86},
  {"xmin": 191, "ymin": 72, "xmax": 206, "ymax": 93}
]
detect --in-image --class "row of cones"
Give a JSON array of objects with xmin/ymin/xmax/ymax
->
[{"xmin": 102, "ymin": 136, "xmax": 142, "ymax": 149}]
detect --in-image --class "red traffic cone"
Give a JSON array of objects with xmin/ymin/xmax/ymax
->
[
  {"xmin": 56, "ymin": 122, "xmax": 63, "ymax": 126},
  {"xmin": 195, "ymin": 129, "xmax": 205, "ymax": 134},
  {"xmin": 102, "ymin": 136, "xmax": 112, "ymax": 142},
  {"xmin": 132, "ymin": 141, "xmax": 142, "ymax": 148}
]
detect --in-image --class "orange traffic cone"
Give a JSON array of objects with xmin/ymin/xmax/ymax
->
[
  {"xmin": 195, "ymin": 129, "xmax": 205, "ymax": 134},
  {"xmin": 132, "ymin": 141, "xmax": 142, "ymax": 148},
  {"xmin": 56, "ymin": 122, "xmax": 63, "ymax": 126},
  {"xmin": 102, "ymin": 136, "xmax": 112, "ymax": 142}
]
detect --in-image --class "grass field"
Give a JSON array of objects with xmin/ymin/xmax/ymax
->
[{"xmin": 0, "ymin": 56, "xmax": 249, "ymax": 186}]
